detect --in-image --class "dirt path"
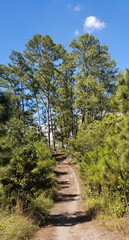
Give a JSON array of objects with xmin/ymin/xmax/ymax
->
[{"xmin": 33, "ymin": 154, "xmax": 126, "ymax": 240}]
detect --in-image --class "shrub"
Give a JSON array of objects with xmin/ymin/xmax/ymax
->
[
  {"xmin": 29, "ymin": 192, "xmax": 53, "ymax": 225},
  {"xmin": 0, "ymin": 139, "xmax": 56, "ymax": 213},
  {"xmin": 0, "ymin": 210, "xmax": 37, "ymax": 240}
]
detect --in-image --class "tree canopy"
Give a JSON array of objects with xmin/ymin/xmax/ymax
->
[{"xmin": 1, "ymin": 32, "xmax": 129, "ymax": 220}]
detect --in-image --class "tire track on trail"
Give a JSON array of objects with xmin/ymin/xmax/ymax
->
[{"xmin": 33, "ymin": 153, "xmax": 125, "ymax": 240}]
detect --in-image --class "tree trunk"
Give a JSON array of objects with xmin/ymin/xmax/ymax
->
[
  {"xmin": 61, "ymin": 126, "xmax": 64, "ymax": 148},
  {"xmin": 47, "ymin": 94, "xmax": 50, "ymax": 148},
  {"xmin": 50, "ymin": 108, "xmax": 55, "ymax": 151},
  {"xmin": 124, "ymin": 188, "xmax": 128, "ymax": 209},
  {"xmin": 82, "ymin": 109, "xmax": 85, "ymax": 123},
  {"xmin": 36, "ymin": 97, "xmax": 42, "ymax": 139},
  {"xmin": 15, "ymin": 194, "xmax": 23, "ymax": 216},
  {"xmin": 21, "ymin": 82, "xmax": 25, "ymax": 124},
  {"xmin": 71, "ymin": 86, "xmax": 74, "ymax": 137},
  {"xmin": 21, "ymin": 96, "xmax": 25, "ymax": 122}
]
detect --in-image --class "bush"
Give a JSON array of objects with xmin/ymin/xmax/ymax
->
[
  {"xmin": 108, "ymin": 192, "xmax": 126, "ymax": 218},
  {"xmin": 84, "ymin": 195, "xmax": 104, "ymax": 218},
  {"xmin": 70, "ymin": 114, "xmax": 127, "ymax": 218},
  {"xmin": 29, "ymin": 192, "xmax": 53, "ymax": 225},
  {"xmin": 0, "ymin": 210, "xmax": 37, "ymax": 240},
  {"xmin": 0, "ymin": 139, "xmax": 56, "ymax": 213}
]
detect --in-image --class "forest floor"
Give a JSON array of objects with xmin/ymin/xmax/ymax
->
[{"xmin": 32, "ymin": 152, "xmax": 128, "ymax": 240}]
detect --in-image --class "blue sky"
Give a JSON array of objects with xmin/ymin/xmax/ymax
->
[{"xmin": 0, "ymin": 0, "xmax": 129, "ymax": 70}]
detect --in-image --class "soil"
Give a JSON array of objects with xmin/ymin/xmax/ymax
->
[{"xmin": 33, "ymin": 153, "xmax": 127, "ymax": 240}]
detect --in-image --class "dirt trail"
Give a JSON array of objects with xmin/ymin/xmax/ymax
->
[{"xmin": 33, "ymin": 153, "xmax": 126, "ymax": 240}]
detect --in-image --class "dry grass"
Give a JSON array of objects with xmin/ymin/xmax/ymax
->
[
  {"xmin": 97, "ymin": 213, "xmax": 129, "ymax": 238},
  {"xmin": 0, "ymin": 211, "xmax": 38, "ymax": 240}
]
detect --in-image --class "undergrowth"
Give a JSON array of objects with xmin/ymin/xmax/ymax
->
[
  {"xmin": 29, "ymin": 192, "xmax": 54, "ymax": 225},
  {"xmin": 97, "ymin": 213, "xmax": 129, "ymax": 237},
  {"xmin": 0, "ymin": 210, "xmax": 38, "ymax": 240}
]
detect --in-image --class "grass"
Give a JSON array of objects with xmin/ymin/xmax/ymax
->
[
  {"xmin": 0, "ymin": 210, "xmax": 38, "ymax": 240},
  {"xmin": 29, "ymin": 192, "xmax": 54, "ymax": 225},
  {"xmin": 97, "ymin": 213, "xmax": 129, "ymax": 238}
]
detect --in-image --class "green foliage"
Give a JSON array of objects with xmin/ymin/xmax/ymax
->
[
  {"xmin": 76, "ymin": 66, "xmax": 129, "ymax": 216},
  {"xmin": 24, "ymin": 34, "xmax": 66, "ymax": 146},
  {"xmin": 0, "ymin": 211, "xmax": 37, "ymax": 240},
  {"xmin": 0, "ymin": 138, "xmax": 56, "ymax": 211},
  {"xmin": 0, "ymin": 92, "xmax": 13, "ymax": 124},
  {"xmin": 117, "ymin": 68, "xmax": 129, "ymax": 114},
  {"xmin": 70, "ymin": 33, "xmax": 117, "ymax": 122},
  {"xmin": 0, "ymin": 89, "xmax": 56, "ymax": 215},
  {"xmin": 68, "ymin": 113, "xmax": 122, "ymax": 160},
  {"xmin": 68, "ymin": 112, "xmax": 128, "ymax": 217},
  {"xmin": 54, "ymin": 52, "xmax": 77, "ymax": 146},
  {"xmin": 0, "ymin": 33, "xmax": 126, "ymax": 229},
  {"xmin": 108, "ymin": 192, "xmax": 125, "ymax": 218},
  {"xmin": 29, "ymin": 192, "xmax": 53, "ymax": 224}
]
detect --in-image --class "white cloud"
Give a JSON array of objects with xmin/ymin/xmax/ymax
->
[
  {"xmin": 84, "ymin": 16, "xmax": 106, "ymax": 33},
  {"xmin": 74, "ymin": 29, "xmax": 79, "ymax": 36},
  {"xmin": 74, "ymin": 4, "xmax": 81, "ymax": 12}
]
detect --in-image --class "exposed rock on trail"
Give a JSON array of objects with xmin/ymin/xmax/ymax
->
[{"xmin": 33, "ymin": 153, "xmax": 125, "ymax": 240}]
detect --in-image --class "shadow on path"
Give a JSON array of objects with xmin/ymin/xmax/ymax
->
[
  {"xmin": 46, "ymin": 211, "xmax": 91, "ymax": 227},
  {"xmin": 55, "ymin": 193, "xmax": 79, "ymax": 203},
  {"xmin": 53, "ymin": 153, "xmax": 66, "ymax": 162}
]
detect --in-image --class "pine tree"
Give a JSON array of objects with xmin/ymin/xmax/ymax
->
[
  {"xmin": 70, "ymin": 33, "xmax": 117, "ymax": 122},
  {"xmin": 54, "ymin": 52, "xmax": 77, "ymax": 147},
  {"xmin": 24, "ymin": 34, "xmax": 65, "ymax": 147}
]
